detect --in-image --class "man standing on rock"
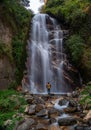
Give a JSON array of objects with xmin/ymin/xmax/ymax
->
[{"xmin": 46, "ymin": 82, "xmax": 51, "ymax": 95}]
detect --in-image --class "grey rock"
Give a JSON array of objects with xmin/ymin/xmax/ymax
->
[
  {"xmin": 58, "ymin": 99, "xmax": 68, "ymax": 106},
  {"xmin": 28, "ymin": 105, "xmax": 36, "ymax": 115},
  {"xmin": 74, "ymin": 124, "xmax": 91, "ymax": 130},
  {"xmin": 36, "ymin": 123, "xmax": 48, "ymax": 130},
  {"xmin": 58, "ymin": 117, "xmax": 77, "ymax": 126},
  {"xmin": 15, "ymin": 118, "xmax": 35, "ymax": 130},
  {"xmin": 37, "ymin": 109, "xmax": 48, "ymax": 117}
]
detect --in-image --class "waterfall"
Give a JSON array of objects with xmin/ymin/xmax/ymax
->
[{"xmin": 26, "ymin": 13, "xmax": 73, "ymax": 94}]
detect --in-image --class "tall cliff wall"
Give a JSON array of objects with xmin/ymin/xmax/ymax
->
[
  {"xmin": 0, "ymin": 11, "xmax": 15, "ymax": 89},
  {"xmin": 0, "ymin": 1, "xmax": 33, "ymax": 89}
]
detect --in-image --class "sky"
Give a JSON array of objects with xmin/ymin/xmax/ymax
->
[{"xmin": 26, "ymin": 0, "xmax": 44, "ymax": 14}]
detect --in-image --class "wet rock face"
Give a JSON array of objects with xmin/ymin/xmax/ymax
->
[
  {"xmin": 27, "ymin": 13, "xmax": 81, "ymax": 93},
  {"xmin": 45, "ymin": 14, "xmax": 81, "ymax": 90}
]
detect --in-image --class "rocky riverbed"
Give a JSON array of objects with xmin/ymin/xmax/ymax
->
[{"xmin": 8, "ymin": 88, "xmax": 91, "ymax": 130}]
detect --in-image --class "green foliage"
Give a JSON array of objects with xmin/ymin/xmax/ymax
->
[
  {"xmin": 81, "ymin": 85, "xmax": 91, "ymax": 95},
  {"xmin": 44, "ymin": 0, "xmax": 90, "ymax": 32},
  {"xmin": 44, "ymin": 0, "xmax": 91, "ymax": 81},
  {"xmin": 88, "ymin": 36, "xmax": 91, "ymax": 46},
  {"xmin": 0, "ymin": 0, "xmax": 33, "ymax": 85},
  {"xmin": 0, "ymin": 89, "xmax": 27, "ymax": 130},
  {"xmin": 8, "ymin": 80, "xmax": 18, "ymax": 90},
  {"xmin": 67, "ymin": 35, "xmax": 85, "ymax": 66},
  {"xmin": 0, "ymin": 40, "xmax": 13, "ymax": 61},
  {"xmin": 80, "ymin": 85, "xmax": 91, "ymax": 106},
  {"xmin": 81, "ymin": 48, "xmax": 91, "ymax": 81}
]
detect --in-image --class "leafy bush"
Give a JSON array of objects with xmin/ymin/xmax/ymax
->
[
  {"xmin": 0, "ymin": 89, "xmax": 27, "ymax": 130},
  {"xmin": 80, "ymin": 85, "xmax": 91, "ymax": 107},
  {"xmin": 67, "ymin": 35, "xmax": 85, "ymax": 66},
  {"xmin": 44, "ymin": 0, "xmax": 89, "ymax": 29},
  {"xmin": 81, "ymin": 48, "xmax": 91, "ymax": 81}
]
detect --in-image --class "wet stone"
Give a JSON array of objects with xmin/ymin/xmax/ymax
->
[
  {"xmin": 49, "ymin": 118, "xmax": 57, "ymax": 124},
  {"xmin": 36, "ymin": 123, "xmax": 48, "ymax": 130},
  {"xmin": 35, "ymin": 104, "xmax": 45, "ymax": 112},
  {"xmin": 16, "ymin": 118, "xmax": 35, "ymax": 130},
  {"xmin": 58, "ymin": 117, "xmax": 77, "ymax": 126},
  {"xmin": 74, "ymin": 125, "xmax": 91, "ymax": 130},
  {"xmin": 37, "ymin": 109, "xmax": 48, "ymax": 117},
  {"xmin": 28, "ymin": 105, "xmax": 36, "ymax": 115},
  {"xmin": 48, "ymin": 108, "xmax": 60, "ymax": 118},
  {"xmin": 58, "ymin": 99, "xmax": 68, "ymax": 106},
  {"xmin": 64, "ymin": 107, "xmax": 77, "ymax": 113}
]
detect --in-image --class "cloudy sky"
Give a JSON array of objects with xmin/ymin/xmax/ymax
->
[{"xmin": 27, "ymin": 0, "xmax": 44, "ymax": 14}]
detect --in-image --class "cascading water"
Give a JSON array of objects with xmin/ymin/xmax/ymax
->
[{"xmin": 26, "ymin": 13, "xmax": 73, "ymax": 94}]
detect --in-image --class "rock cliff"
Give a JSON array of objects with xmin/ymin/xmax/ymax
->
[
  {"xmin": 0, "ymin": 13, "xmax": 15, "ymax": 89},
  {"xmin": 0, "ymin": 1, "xmax": 32, "ymax": 89}
]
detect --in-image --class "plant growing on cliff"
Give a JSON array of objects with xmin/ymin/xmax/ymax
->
[
  {"xmin": 0, "ymin": 0, "xmax": 33, "ymax": 85},
  {"xmin": 0, "ymin": 40, "xmax": 13, "ymax": 61},
  {"xmin": 67, "ymin": 35, "xmax": 85, "ymax": 66}
]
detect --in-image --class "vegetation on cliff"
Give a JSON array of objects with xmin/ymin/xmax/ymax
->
[
  {"xmin": 0, "ymin": 0, "xmax": 33, "ymax": 87},
  {"xmin": 43, "ymin": 0, "xmax": 91, "ymax": 82}
]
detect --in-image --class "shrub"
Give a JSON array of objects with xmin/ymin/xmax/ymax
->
[
  {"xmin": 0, "ymin": 89, "xmax": 27, "ymax": 130},
  {"xmin": 67, "ymin": 35, "xmax": 85, "ymax": 66},
  {"xmin": 81, "ymin": 48, "xmax": 91, "ymax": 81}
]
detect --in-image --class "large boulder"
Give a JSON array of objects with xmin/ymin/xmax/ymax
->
[
  {"xmin": 58, "ymin": 99, "xmax": 68, "ymax": 106},
  {"xmin": 14, "ymin": 118, "xmax": 35, "ymax": 130},
  {"xmin": 36, "ymin": 123, "xmax": 48, "ymax": 130},
  {"xmin": 37, "ymin": 109, "xmax": 48, "ymax": 117},
  {"xmin": 58, "ymin": 117, "xmax": 77, "ymax": 126},
  {"xmin": 35, "ymin": 104, "xmax": 45, "ymax": 112},
  {"xmin": 74, "ymin": 124, "xmax": 91, "ymax": 130},
  {"xmin": 48, "ymin": 108, "xmax": 60, "ymax": 118},
  {"xmin": 28, "ymin": 105, "xmax": 36, "ymax": 115}
]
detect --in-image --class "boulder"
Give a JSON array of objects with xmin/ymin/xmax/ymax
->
[
  {"xmin": 72, "ymin": 91, "xmax": 80, "ymax": 98},
  {"xmin": 49, "ymin": 118, "xmax": 56, "ymax": 124},
  {"xmin": 24, "ymin": 105, "xmax": 29, "ymax": 113},
  {"xmin": 16, "ymin": 118, "xmax": 35, "ymax": 130},
  {"xmin": 58, "ymin": 117, "xmax": 77, "ymax": 126},
  {"xmin": 68, "ymin": 100, "xmax": 77, "ymax": 107},
  {"xmin": 58, "ymin": 99, "xmax": 68, "ymax": 106},
  {"xmin": 84, "ymin": 110, "xmax": 91, "ymax": 120},
  {"xmin": 35, "ymin": 104, "xmax": 45, "ymax": 112},
  {"xmin": 37, "ymin": 109, "xmax": 48, "ymax": 117},
  {"xmin": 48, "ymin": 108, "xmax": 60, "ymax": 118},
  {"xmin": 4, "ymin": 119, "xmax": 12, "ymax": 126},
  {"xmin": 28, "ymin": 105, "xmax": 36, "ymax": 115},
  {"xmin": 64, "ymin": 107, "xmax": 77, "ymax": 113},
  {"xmin": 33, "ymin": 96, "xmax": 44, "ymax": 104},
  {"xmin": 49, "ymin": 124, "xmax": 60, "ymax": 130},
  {"xmin": 26, "ymin": 97, "xmax": 33, "ymax": 104},
  {"xmin": 74, "ymin": 124, "xmax": 91, "ymax": 130},
  {"xmin": 36, "ymin": 123, "xmax": 48, "ymax": 130}
]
